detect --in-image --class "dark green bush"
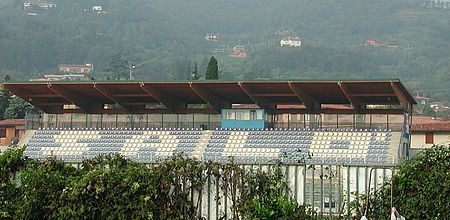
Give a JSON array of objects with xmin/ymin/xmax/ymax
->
[
  {"xmin": 0, "ymin": 149, "xmax": 319, "ymax": 219},
  {"xmin": 365, "ymin": 145, "xmax": 450, "ymax": 219}
]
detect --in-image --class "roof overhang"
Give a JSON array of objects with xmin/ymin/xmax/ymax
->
[{"xmin": 3, "ymin": 80, "xmax": 416, "ymax": 114}]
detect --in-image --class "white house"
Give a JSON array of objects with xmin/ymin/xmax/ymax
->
[
  {"xmin": 205, "ymin": 33, "xmax": 219, "ymax": 41},
  {"xmin": 280, "ymin": 36, "xmax": 302, "ymax": 47},
  {"xmin": 92, "ymin": 5, "xmax": 103, "ymax": 13}
]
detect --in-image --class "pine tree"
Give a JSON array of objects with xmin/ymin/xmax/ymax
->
[
  {"xmin": 191, "ymin": 62, "xmax": 200, "ymax": 80},
  {"xmin": 0, "ymin": 74, "xmax": 12, "ymax": 120},
  {"xmin": 205, "ymin": 56, "xmax": 219, "ymax": 80},
  {"xmin": 185, "ymin": 59, "xmax": 192, "ymax": 80}
]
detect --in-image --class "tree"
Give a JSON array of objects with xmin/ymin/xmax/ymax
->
[
  {"xmin": 108, "ymin": 54, "xmax": 129, "ymax": 80},
  {"xmin": 205, "ymin": 56, "xmax": 219, "ymax": 80},
  {"xmin": 0, "ymin": 90, "xmax": 10, "ymax": 120},
  {"xmin": 191, "ymin": 62, "xmax": 200, "ymax": 80},
  {"xmin": 185, "ymin": 59, "xmax": 191, "ymax": 80},
  {"xmin": 3, "ymin": 96, "xmax": 35, "ymax": 119},
  {"xmin": 364, "ymin": 145, "xmax": 450, "ymax": 219},
  {"xmin": 0, "ymin": 75, "xmax": 12, "ymax": 120}
]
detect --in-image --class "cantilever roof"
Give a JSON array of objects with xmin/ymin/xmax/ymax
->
[{"xmin": 3, "ymin": 80, "xmax": 415, "ymax": 114}]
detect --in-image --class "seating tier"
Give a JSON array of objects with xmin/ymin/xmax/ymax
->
[{"xmin": 24, "ymin": 127, "xmax": 396, "ymax": 165}]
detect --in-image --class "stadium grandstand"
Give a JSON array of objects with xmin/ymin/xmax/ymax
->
[{"xmin": 4, "ymin": 79, "xmax": 415, "ymax": 218}]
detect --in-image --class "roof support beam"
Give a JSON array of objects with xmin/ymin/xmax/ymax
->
[
  {"xmin": 238, "ymin": 82, "xmax": 269, "ymax": 108},
  {"xmin": 93, "ymin": 84, "xmax": 131, "ymax": 113},
  {"xmin": 288, "ymin": 82, "xmax": 320, "ymax": 113},
  {"xmin": 338, "ymin": 82, "xmax": 365, "ymax": 112},
  {"xmin": 26, "ymin": 94, "xmax": 61, "ymax": 98},
  {"xmin": 139, "ymin": 83, "xmax": 185, "ymax": 113},
  {"xmin": 252, "ymin": 93, "xmax": 297, "ymax": 97},
  {"xmin": 190, "ymin": 83, "xmax": 230, "ymax": 113},
  {"xmin": 47, "ymin": 83, "xmax": 95, "ymax": 113},
  {"xmin": 391, "ymin": 81, "xmax": 411, "ymax": 112},
  {"xmin": 114, "ymin": 93, "xmax": 149, "ymax": 98},
  {"xmin": 351, "ymin": 93, "xmax": 396, "ymax": 97}
]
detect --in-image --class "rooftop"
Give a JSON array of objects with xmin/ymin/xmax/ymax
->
[{"xmin": 3, "ymin": 80, "xmax": 415, "ymax": 115}]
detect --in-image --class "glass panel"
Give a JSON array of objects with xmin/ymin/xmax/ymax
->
[
  {"xmin": 163, "ymin": 114, "xmax": 177, "ymax": 128},
  {"xmin": 225, "ymin": 110, "xmax": 235, "ymax": 120},
  {"xmin": 209, "ymin": 114, "xmax": 221, "ymax": 129},
  {"xmin": 371, "ymin": 114, "xmax": 387, "ymax": 130},
  {"xmin": 71, "ymin": 114, "xmax": 87, "ymax": 128},
  {"xmin": 388, "ymin": 114, "xmax": 404, "ymax": 131},
  {"xmin": 249, "ymin": 110, "xmax": 257, "ymax": 120},
  {"xmin": 323, "ymin": 114, "xmax": 338, "ymax": 129},
  {"xmin": 89, "ymin": 114, "xmax": 102, "ymax": 128},
  {"xmin": 116, "ymin": 115, "xmax": 130, "ymax": 128},
  {"xmin": 354, "ymin": 114, "xmax": 366, "ymax": 129},
  {"xmin": 194, "ymin": 114, "xmax": 209, "ymax": 129},
  {"xmin": 256, "ymin": 109, "xmax": 263, "ymax": 120},
  {"xmin": 147, "ymin": 114, "xmax": 162, "ymax": 128},
  {"xmin": 178, "ymin": 114, "xmax": 194, "ymax": 128},
  {"xmin": 132, "ymin": 114, "xmax": 146, "ymax": 128},
  {"xmin": 102, "ymin": 114, "xmax": 118, "ymax": 128}
]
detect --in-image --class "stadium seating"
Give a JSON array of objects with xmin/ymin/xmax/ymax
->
[{"xmin": 23, "ymin": 127, "xmax": 397, "ymax": 165}]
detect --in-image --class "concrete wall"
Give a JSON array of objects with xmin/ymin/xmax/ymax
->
[
  {"xmin": 221, "ymin": 119, "xmax": 265, "ymax": 129},
  {"xmin": 411, "ymin": 131, "xmax": 450, "ymax": 149}
]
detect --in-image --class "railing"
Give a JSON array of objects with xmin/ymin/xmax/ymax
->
[
  {"xmin": 272, "ymin": 122, "xmax": 404, "ymax": 131},
  {"xmin": 25, "ymin": 112, "xmax": 406, "ymax": 132}
]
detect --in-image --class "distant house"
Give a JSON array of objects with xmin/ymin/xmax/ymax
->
[
  {"xmin": 23, "ymin": 2, "xmax": 31, "ymax": 9},
  {"xmin": 280, "ymin": 36, "xmax": 302, "ymax": 47},
  {"xmin": 205, "ymin": 33, "xmax": 219, "ymax": 41},
  {"xmin": 423, "ymin": 0, "xmax": 450, "ymax": 9},
  {"xmin": 23, "ymin": 0, "xmax": 56, "ymax": 10},
  {"xmin": 410, "ymin": 116, "xmax": 450, "ymax": 156},
  {"xmin": 0, "ymin": 119, "xmax": 25, "ymax": 147},
  {"xmin": 59, "ymin": 64, "xmax": 93, "ymax": 73},
  {"xmin": 92, "ymin": 5, "xmax": 103, "ymax": 13},
  {"xmin": 429, "ymin": 102, "xmax": 450, "ymax": 113},
  {"xmin": 363, "ymin": 39, "xmax": 381, "ymax": 47},
  {"xmin": 31, "ymin": 74, "xmax": 89, "ymax": 81},
  {"xmin": 228, "ymin": 45, "xmax": 246, "ymax": 58}
]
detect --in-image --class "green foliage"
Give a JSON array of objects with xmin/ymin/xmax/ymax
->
[
  {"xmin": 185, "ymin": 59, "xmax": 192, "ymax": 80},
  {"xmin": 0, "ymin": 90, "xmax": 9, "ymax": 120},
  {"xmin": 0, "ymin": 0, "xmax": 449, "ymax": 101},
  {"xmin": 0, "ymin": 149, "xmax": 318, "ymax": 219},
  {"xmin": 2, "ymin": 145, "xmax": 449, "ymax": 219},
  {"xmin": 57, "ymin": 160, "xmax": 156, "ymax": 219},
  {"xmin": 191, "ymin": 62, "xmax": 201, "ymax": 80},
  {"xmin": 364, "ymin": 145, "xmax": 450, "ymax": 219},
  {"xmin": 0, "ymin": 146, "xmax": 25, "ymax": 219},
  {"xmin": 0, "ymin": 181, "xmax": 18, "ymax": 219},
  {"xmin": 421, "ymin": 103, "xmax": 435, "ymax": 116},
  {"xmin": 205, "ymin": 56, "xmax": 219, "ymax": 80},
  {"xmin": 108, "ymin": 54, "xmax": 130, "ymax": 80},
  {"xmin": 15, "ymin": 158, "xmax": 79, "ymax": 219},
  {"xmin": 238, "ymin": 165, "xmax": 318, "ymax": 219},
  {"xmin": 0, "ymin": 146, "xmax": 25, "ymax": 182},
  {"xmin": 3, "ymin": 96, "xmax": 35, "ymax": 119}
]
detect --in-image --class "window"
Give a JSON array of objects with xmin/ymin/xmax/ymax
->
[
  {"xmin": 224, "ymin": 110, "xmax": 235, "ymax": 120},
  {"xmin": 250, "ymin": 110, "xmax": 257, "ymax": 120},
  {"xmin": 425, "ymin": 132, "xmax": 434, "ymax": 144},
  {"xmin": 0, "ymin": 129, "xmax": 6, "ymax": 138}
]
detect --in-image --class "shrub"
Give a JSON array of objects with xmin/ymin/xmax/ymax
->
[{"xmin": 366, "ymin": 145, "xmax": 450, "ymax": 219}]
